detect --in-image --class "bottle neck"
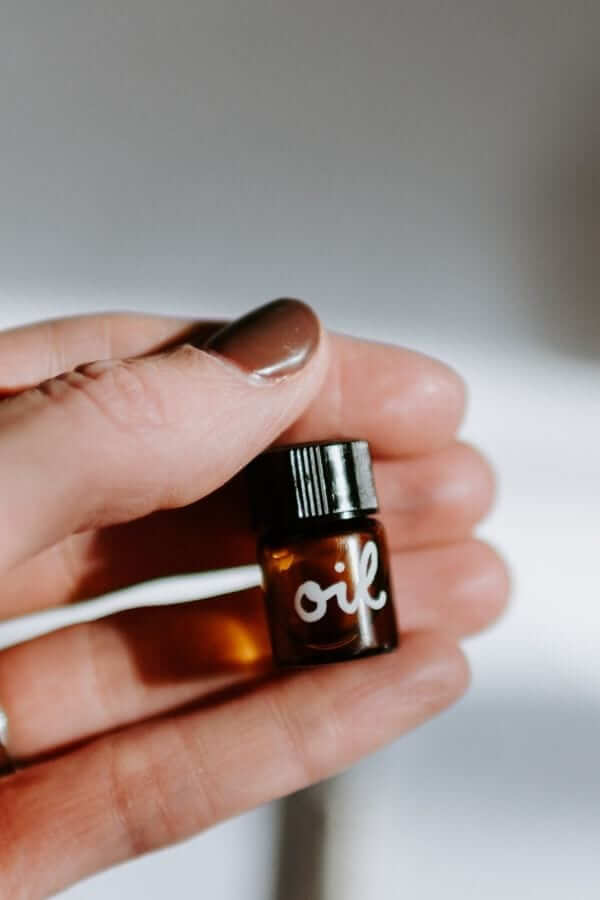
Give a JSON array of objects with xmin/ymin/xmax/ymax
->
[{"xmin": 260, "ymin": 511, "xmax": 378, "ymax": 544}]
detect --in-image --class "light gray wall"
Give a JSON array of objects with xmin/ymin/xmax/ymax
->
[{"xmin": 2, "ymin": 1, "xmax": 600, "ymax": 354}]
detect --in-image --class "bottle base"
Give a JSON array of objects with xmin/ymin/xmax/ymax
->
[{"xmin": 272, "ymin": 636, "xmax": 399, "ymax": 669}]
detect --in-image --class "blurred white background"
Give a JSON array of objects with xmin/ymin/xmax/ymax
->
[{"xmin": 1, "ymin": 2, "xmax": 599, "ymax": 897}]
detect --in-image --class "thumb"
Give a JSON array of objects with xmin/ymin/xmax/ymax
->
[{"xmin": 0, "ymin": 298, "xmax": 328, "ymax": 571}]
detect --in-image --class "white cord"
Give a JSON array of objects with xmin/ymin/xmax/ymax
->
[{"xmin": 0, "ymin": 564, "xmax": 264, "ymax": 651}]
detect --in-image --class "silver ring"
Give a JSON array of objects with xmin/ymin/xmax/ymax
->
[{"xmin": 0, "ymin": 708, "xmax": 15, "ymax": 776}]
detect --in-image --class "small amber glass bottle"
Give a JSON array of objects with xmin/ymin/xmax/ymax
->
[{"xmin": 247, "ymin": 440, "xmax": 398, "ymax": 667}]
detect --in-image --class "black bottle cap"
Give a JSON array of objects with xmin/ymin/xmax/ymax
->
[{"xmin": 246, "ymin": 439, "xmax": 379, "ymax": 532}]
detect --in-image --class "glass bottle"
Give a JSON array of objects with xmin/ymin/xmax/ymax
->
[{"xmin": 247, "ymin": 440, "xmax": 398, "ymax": 667}]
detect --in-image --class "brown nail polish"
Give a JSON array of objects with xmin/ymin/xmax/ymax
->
[
  {"xmin": 202, "ymin": 298, "xmax": 320, "ymax": 379},
  {"xmin": 247, "ymin": 440, "xmax": 399, "ymax": 667}
]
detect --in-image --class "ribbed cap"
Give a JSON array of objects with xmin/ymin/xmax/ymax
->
[{"xmin": 246, "ymin": 440, "xmax": 378, "ymax": 532}]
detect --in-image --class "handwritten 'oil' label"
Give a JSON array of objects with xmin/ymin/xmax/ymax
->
[{"xmin": 294, "ymin": 540, "xmax": 387, "ymax": 623}]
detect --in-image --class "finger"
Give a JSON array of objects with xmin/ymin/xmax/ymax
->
[
  {"xmin": 0, "ymin": 300, "xmax": 328, "ymax": 572},
  {"xmin": 0, "ymin": 442, "xmax": 494, "ymax": 616},
  {"xmin": 0, "ymin": 313, "xmax": 210, "ymax": 395},
  {"xmin": 0, "ymin": 311, "xmax": 465, "ymax": 459},
  {"xmin": 0, "ymin": 317, "xmax": 464, "ymax": 574},
  {"xmin": 0, "ymin": 540, "xmax": 507, "ymax": 760},
  {"xmin": 1, "ymin": 631, "xmax": 469, "ymax": 897},
  {"xmin": 377, "ymin": 441, "xmax": 494, "ymax": 545},
  {"xmin": 284, "ymin": 332, "xmax": 466, "ymax": 457}
]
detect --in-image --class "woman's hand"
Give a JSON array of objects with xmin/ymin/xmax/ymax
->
[{"xmin": 0, "ymin": 299, "xmax": 508, "ymax": 898}]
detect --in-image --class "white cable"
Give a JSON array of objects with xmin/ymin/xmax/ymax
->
[{"xmin": 0, "ymin": 564, "xmax": 264, "ymax": 651}]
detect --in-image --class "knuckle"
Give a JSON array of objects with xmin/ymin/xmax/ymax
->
[
  {"xmin": 108, "ymin": 734, "xmax": 173, "ymax": 858},
  {"xmin": 108, "ymin": 722, "xmax": 219, "ymax": 859},
  {"xmin": 267, "ymin": 680, "xmax": 338, "ymax": 787},
  {"xmin": 73, "ymin": 360, "xmax": 167, "ymax": 429},
  {"xmin": 82, "ymin": 623, "xmax": 120, "ymax": 731},
  {"xmin": 267, "ymin": 692, "xmax": 313, "ymax": 783},
  {"xmin": 108, "ymin": 740, "xmax": 150, "ymax": 857},
  {"xmin": 36, "ymin": 359, "xmax": 169, "ymax": 431}
]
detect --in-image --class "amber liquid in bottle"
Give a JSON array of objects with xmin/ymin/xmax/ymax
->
[{"xmin": 259, "ymin": 516, "xmax": 397, "ymax": 667}]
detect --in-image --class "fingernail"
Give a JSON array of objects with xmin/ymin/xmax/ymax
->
[{"xmin": 200, "ymin": 298, "xmax": 320, "ymax": 379}]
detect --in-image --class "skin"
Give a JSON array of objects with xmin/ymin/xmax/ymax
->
[{"xmin": 0, "ymin": 312, "xmax": 509, "ymax": 898}]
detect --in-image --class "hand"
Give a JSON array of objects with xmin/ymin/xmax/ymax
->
[{"xmin": 0, "ymin": 299, "xmax": 508, "ymax": 898}]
